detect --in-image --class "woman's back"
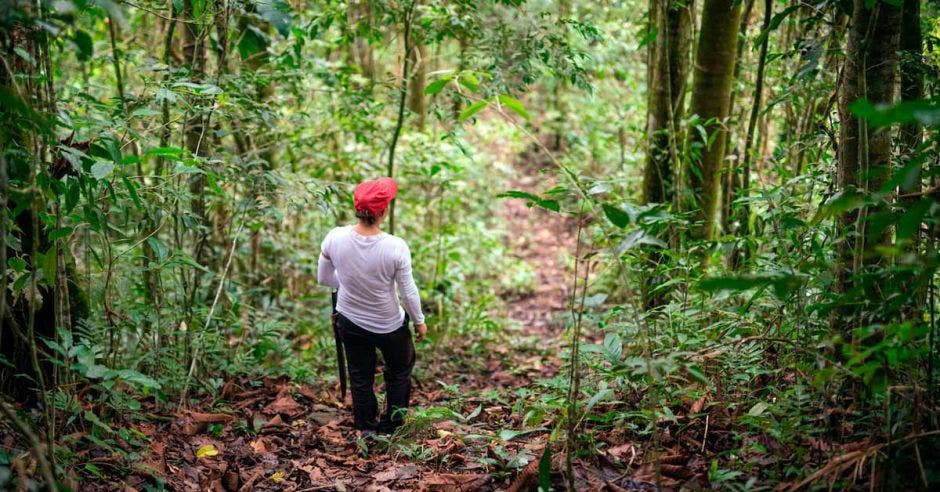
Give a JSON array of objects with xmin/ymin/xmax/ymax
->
[{"xmin": 320, "ymin": 225, "xmax": 419, "ymax": 334}]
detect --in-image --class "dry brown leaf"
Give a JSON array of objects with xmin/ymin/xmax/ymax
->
[
  {"xmin": 189, "ymin": 411, "xmax": 235, "ymax": 424},
  {"xmin": 607, "ymin": 443, "xmax": 635, "ymax": 462},
  {"xmin": 660, "ymin": 463, "xmax": 693, "ymax": 479},
  {"xmin": 373, "ymin": 468, "xmax": 399, "ymax": 482},
  {"xmin": 690, "ymin": 396, "xmax": 706, "ymax": 414},
  {"xmin": 262, "ymin": 391, "xmax": 303, "ymax": 416}
]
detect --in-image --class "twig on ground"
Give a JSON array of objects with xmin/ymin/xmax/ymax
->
[{"xmin": 0, "ymin": 397, "xmax": 57, "ymax": 491}]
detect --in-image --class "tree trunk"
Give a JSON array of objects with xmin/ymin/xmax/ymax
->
[
  {"xmin": 347, "ymin": 0, "xmax": 375, "ymax": 84},
  {"xmin": 0, "ymin": 4, "xmax": 87, "ymax": 406},
  {"xmin": 407, "ymin": 43, "xmax": 428, "ymax": 131},
  {"xmin": 833, "ymin": 0, "xmax": 901, "ymax": 330},
  {"xmin": 182, "ymin": 0, "xmax": 210, "ymax": 275},
  {"xmin": 721, "ymin": 0, "xmax": 755, "ymax": 236},
  {"xmin": 643, "ymin": 0, "xmax": 692, "ymax": 205},
  {"xmin": 683, "ymin": 0, "xmax": 743, "ymax": 241},
  {"xmin": 899, "ymin": 0, "xmax": 925, "ymax": 321},
  {"xmin": 642, "ymin": 0, "xmax": 693, "ymax": 309},
  {"xmin": 729, "ymin": 0, "xmax": 772, "ymax": 268}
]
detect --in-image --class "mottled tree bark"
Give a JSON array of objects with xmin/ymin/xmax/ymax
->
[
  {"xmin": 899, "ymin": 0, "xmax": 925, "ymax": 322},
  {"xmin": 643, "ymin": 0, "xmax": 692, "ymax": 205},
  {"xmin": 642, "ymin": 0, "xmax": 693, "ymax": 308},
  {"xmin": 684, "ymin": 0, "xmax": 743, "ymax": 240},
  {"xmin": 182, "ymin": 0, "xmax": 207, "ymax": 231},
  {"xmin": 347, "ymin": 0, "xmax": 375, "ymax": 84},
  {"xmin": 407, "ymin": 43, "xmax": 428, "ymax": 131},
  {"xmin": 834, "ymin": 0, "xmax": 901, "ymax": 330}
]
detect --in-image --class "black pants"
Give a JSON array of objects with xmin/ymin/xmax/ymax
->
[{"xmin": 336, "ymin": 312, "xmax": 415, "ymax": 432}]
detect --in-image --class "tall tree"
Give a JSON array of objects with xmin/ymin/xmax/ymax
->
[
  {"xmin": 683, "ymin": 0, "xmax": 743, "ymax": 240},
  {"xmin": 642, "ymin": 0, "xmax": 692, "ymax": 206},
  {"xmin": 1, "ymin": 0, "xmax": 86, "ymax": 409},
  {"xmin": 407, "ymin": 43, "xmax": 428, "ymax": 131},
  {"xmin": 347, "ymin": 0, "xmax": 376, "ymax": 84},
  {"xmin": 182, "ymin": 0, "xmax": 208, "ymax": 260},
  {"xmin": 834, "ymin": 0, "xmax": 902, "ymax": 329},
  {"xmin": 642, "ymin": 0, "xmax": 693, "ymax": 307},
  {"xmin": 899, "ymin": 0, "xmax": 925, "ymax": 321}
]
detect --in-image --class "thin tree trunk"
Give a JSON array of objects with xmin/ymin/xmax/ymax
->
[
  {"xmin": 722, "ymin": 0, "xmax": 755, "ymax": 235},
  {"xmin": 899, "ymin": 0, "xmax": 925, "ymax": 321},
  {"xmin": 407, "ymin": 43, "xmax": 428, "ymax": 131},
  {"xmin": 684, "ymin": 0, "xmax": 743, "ymax": 241},
  {"xmin": 643, "ymin": 0, "xmax": 692, "ymax": 205},
  {"xmin": 642, "ymin": 0, "xmax": 693, "ymax": 308},
  {"xmin": 730, "ymin": 0, "xmax": 772, "ymax": 268},
  {"xmin": 833, "ymin": 0, "xmax": 901, "ymax": 331},
  {"xmin": 387, "ymin": 0, "xmax": 417, "ymax": 235}
]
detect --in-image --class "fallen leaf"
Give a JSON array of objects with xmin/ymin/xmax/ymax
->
[
  {"xmin": 270, "ymin": 470, "xmax": 285, "ymax": 482},
  {"xmin": 195, "ymin": 444, "xmax": 219, "ymax": 458},
  {"xmin": 189, "ymin": 411, "xmax": 235, "ymax": 423},
  {"xmin": 607, "ymin": 443, "xmax": 635, "ymax": 463},
  {"xmin": 263, "ymin": 391, "xmax": 303, "ymax": 416},
  {"xmin": 690, "ymin": 396, "xmax": 706, "ymax": 414},
  {"xmin": 374, "ymin": 468, "xmax": 399, "ymax": 482}
]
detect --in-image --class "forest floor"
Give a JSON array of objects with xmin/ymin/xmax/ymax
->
[{"xmin": 87, "ymin": 142, "xmax": 686, "ymax": 491}]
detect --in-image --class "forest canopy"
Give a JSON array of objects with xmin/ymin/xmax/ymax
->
[{"xmin": 1, "ymin": 0, "xmax": 940, "ymax": 490}]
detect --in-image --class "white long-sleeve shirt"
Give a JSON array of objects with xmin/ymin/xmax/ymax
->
[{"xmin": 317, "ymin": 225, "xmax": 425, "ymax": 333}]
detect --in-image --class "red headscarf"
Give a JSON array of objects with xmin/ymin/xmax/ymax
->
[{"xmin": 353, "ymin": 177, "xmax": 398, "ymax": 216}]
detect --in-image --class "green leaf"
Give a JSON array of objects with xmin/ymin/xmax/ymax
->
[
  {"xmin": 39, "ymin": 249, "xmax": 57, "ymax": 287},
  {"xmin": 585, "ymin": 387, "xmax": 613, "ymax": 412},
  {"xmin": 48, "ymin": 227, "xmax": 73, "ymax": 243},
  {"xmin": 685, "ymin": 364, "xmax": 709, "ymax": 386},
  {"xmin": 424, "ymin": 77, "xmax": 451, "ymax": 96},
  {"xmin": 616, "ymin": 230, "xmax": 667, "ymax": 253},
  {"xmin": 458, "ymin": 100, "xmax": 490, "ymax": 122},
  {"xmin": 123, "ymin": 177, "xmax": 143, "ymax": 211},
  {"xmin": 195, "ymin": 444, "xmax": 219, "ymax": 458},
  {"xmin": 496, "ymin": 190, "xmax": 559, "ymax": 212},
  {"xmin": 145, "ymin": 146, "xmax": 185, "ymax": 158},
  {"xmin": 115, "ymin": 369, "xmax": 161, "ymax": 389},
  {"xmin": 84, "ymin": 463, "xmax": 104, "ymax": 479},
  {"xmin": 90, "ymin": 162, "xmax": 114, "ymax": 180},
  {"xmin": 257, "ymin": 0, "xmax": 293, "ymax": 38},
  {"xmin": 638, "ymin": 26, "xmax": 658, "ymax": 48},
  {"xmin": 497, "ymin": 95, "xmax": 530, "ymax": 120},
  {"xmin": 497, "ymin": 428, "xmax": 545, "ymax": 441},
  {"xmin": 602, "ymin": 204, "xmax": 630, "ymax": 228},
  {"xmin": 457, "ymin": 73, "xmax": 480, "ymax": 92},
  {"xmin": 851, "ymin": 99, "xmax": 940, "ymax": 128},
  {"xmin": 8, "ymin": 257, "xmax": 27, "ymax": 272},
  {"xmin": 13, "ymin": 47, "xmax": 35, "ymax": 66},
  {"xmin": 73, "ymin": 30, "xmax": 94, "ymax": 61},
  {"xmin": 147, "ymin": 237, "xmax": 169, "ymax": 261},
  {"xmin": 747, "ymin": 401, "xmax": 769, "ymax": 417},
  {"xmin": 238, "ymin": 24, "xmax": 269, "ymax": 60},
  {"xmin": 172, "ymin": 162, "xmax": 203, "ymax": 174},
  {"xmin": 84, "ymin": 410, "xmax": 115, "ymax": 433},
  {"xmin": 538, "ymin": 446, "xmax": 552, "ymax": 492}
]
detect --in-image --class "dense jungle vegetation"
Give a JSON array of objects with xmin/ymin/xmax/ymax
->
[{"xmin": 2, "ymin": 0, "xmax": 940, "ymax": 489}]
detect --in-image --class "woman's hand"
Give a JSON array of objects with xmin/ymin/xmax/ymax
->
[{"xmin": 415, "ymin": 323, "xmax": 427, "ymax": 342}]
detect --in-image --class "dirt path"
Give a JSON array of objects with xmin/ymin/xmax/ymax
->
[
  {"xmin": 500, "ymin": 144, "xmax": 577, "ymax": 339},
  {"xmin": 100, "ymin": 142, "xmax": 641, "ymax": 492}
]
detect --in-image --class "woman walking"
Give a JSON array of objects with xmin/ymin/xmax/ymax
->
[{"xmin": 317, "ymin": 177, "xmax": 427, "ymax": 434}]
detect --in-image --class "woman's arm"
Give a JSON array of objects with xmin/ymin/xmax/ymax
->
[
  {"xmin": 395, "ymin": 244, "xmax": 425, "ymax": 326},
  {"xmin": 317, "ymin": 230, "xmax": 340, "ymax": 290},
  {"xmin": 318, "ymin": 252, "xmax": 340, "ymax": 288}
]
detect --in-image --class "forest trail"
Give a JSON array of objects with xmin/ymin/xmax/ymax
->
[{"xmin": 125, "ymin": 139, "xmax": 642, "ymax": 491}]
